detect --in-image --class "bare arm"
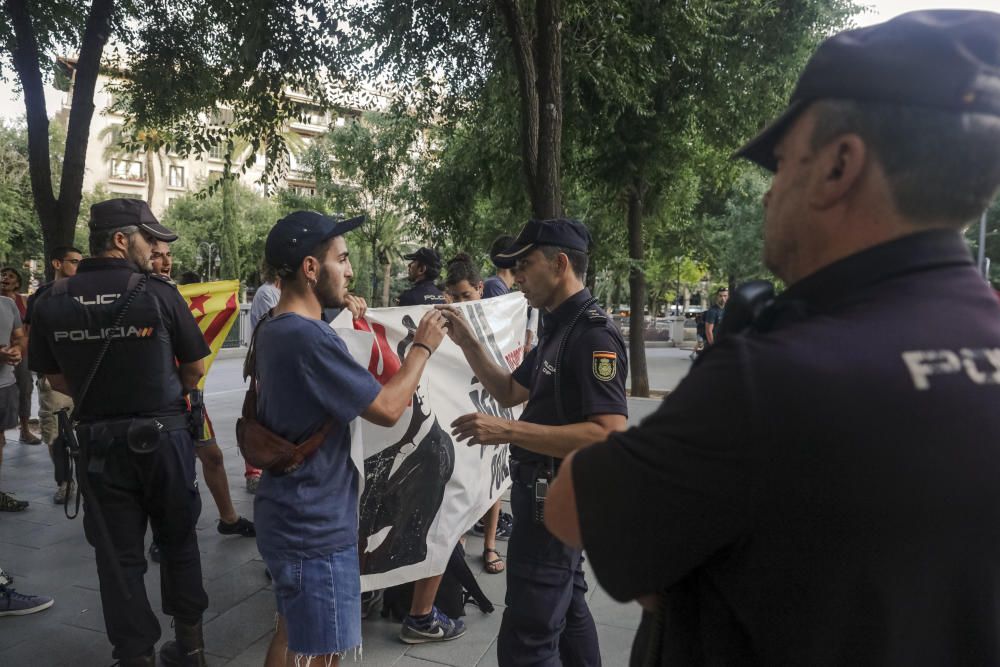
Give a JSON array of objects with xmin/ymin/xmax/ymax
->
[
  {"xmin": 451, "ymin": 412, "xmax": 626, "ymax": 459},
  {"xmin": 437, "ymin": 306, "xmax": 530, "ymax": 407},
  {"xmin": 362, "ymin": 310, "xmax": 446, "ymax": 427},
  {"xmin": 705, "ymin": 321, "xmax": 715, "ymax": 345},
  {"xmin": 178, "ymin": 359, "xmax": 205, "ymax": 392}
]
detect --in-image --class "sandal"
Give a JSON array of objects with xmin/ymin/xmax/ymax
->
[{"xmin": 484, "ymin": 548, "xmax": 505, "ymax": 574}]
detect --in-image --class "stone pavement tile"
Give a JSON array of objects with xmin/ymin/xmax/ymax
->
[
  {"xmin": 395, "ymin": 657, "xmax": 457, "ymax": 667},
  {"xmin": 473, "ymin": 639, "xmax": 498, "ymax": 667},
  {"xmin": 204, "ymin": 558, "xmax": 272, "ymax": 616},
  {"xmin": 404, "ymin": 607, "xmax": 502, "ymax": 667},
  {"xmin": 0, "ymin": 514, "xmax": 86, "ymax": 549},
  {"xmin": 596, "ymin": 622, "xmax": 637, "ymax": 667},
  {"xmin": 0, "ymin": 583, "xmax": 102, "ymax": 652},
  {"xmin": 0, "ymin": 622, "xmax": 110, "ymax": 666},
  {"xmin": 0, "ymin": 536, "xmax": 94, "ymax": 585},
  {"xmin": 201, "ymin": 588, "xmax": 276, "ymax": 659},
  {"xmin": 357, "ymin": 613, "xmax": 412, "ymax": 667},
  {"xmin": 224, "ymin": 632, "xmax": 272, "ymax": 665},
  {"xmin": 588, "ymin": 586, "xmax": 642, "ymax": 632}
]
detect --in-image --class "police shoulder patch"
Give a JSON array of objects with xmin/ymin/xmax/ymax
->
[{"xmin": 592, "ymin": 351, "xmax": 617, "ymax": 382}]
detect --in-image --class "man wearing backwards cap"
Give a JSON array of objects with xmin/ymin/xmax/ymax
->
[
  {"xmin": 542, "ymin": 10, "xmax": 1000, "ymax": 666},
  {"xmin": 437, "ymin": 218, "xmax": 628, "ymax": 666},
  {"xmin": 399, "ymin": 247, "xmax": 448, "ymax": 306},
  {"xmin": 29, "ymin": 198, "xmax": 212, "ymax": 666},
  {"xmin": 253, "ymin": 211, "xmax": 448, "ymax": 665}
]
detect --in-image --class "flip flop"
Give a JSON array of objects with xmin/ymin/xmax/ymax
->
[{"xmin": 484, "ymin": 548, "xmax": 505, "ymax": 574}]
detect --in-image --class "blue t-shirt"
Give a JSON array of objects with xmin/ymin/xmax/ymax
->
[
  {"xmin": 482, "ymin": 275, "xmax": 509, "ymax": 298},
  {"xmin": 253, "ymin": 313, "xmax": 382, "ymax": 559}
]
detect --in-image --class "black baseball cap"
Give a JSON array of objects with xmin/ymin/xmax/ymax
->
[
  {"xmin": 264, "ymin": 211, "xmax": 364, "ymax": 274},
  {"xmin": 90, "ymin": 199, "xmax": 177, "ymax": 242},
  {"xmin": 736, "ymin": 10, "xmax": 1000, "ymax": 172},
  {"xmin": 402, "ymin": 247, "xmax": 441, "ymax": 270},
  {"xmin": 493, "ymin": 218, "xmax": 592, "ymax": 268}
]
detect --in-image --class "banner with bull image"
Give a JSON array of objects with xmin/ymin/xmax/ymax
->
[{"xmin": 330, "ymin": 292, "xmax": 528, "ymax": 591}]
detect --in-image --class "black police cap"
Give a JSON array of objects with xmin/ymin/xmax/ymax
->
[
  {"xmin": 402, "ymin": 247, "xmax": 442, "ymax": 271},
  {"xmin": 264, "ymin": 211, "xmax": 364, "ymax": 274},
  {"xmin": 90, "ymin": 198, "xmax": 177, "ymax": 242},
  {"xmin": 493, "ymin": 219, "xmax": 592, "ymax": 268},
  {"xmin": 737, "ymin": 10, "xmax": 1000, "ymax": 172}
]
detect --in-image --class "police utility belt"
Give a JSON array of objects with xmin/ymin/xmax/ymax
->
[{"xmin": 76, "ymin": 413, "xmax": 192, "ymax": 456}]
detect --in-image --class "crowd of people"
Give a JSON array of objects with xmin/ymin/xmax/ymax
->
[{"xmin": 3, "ymin": 9, "xmax": 1000, "ymax": 667}]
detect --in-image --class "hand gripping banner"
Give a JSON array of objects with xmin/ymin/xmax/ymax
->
[{"xmin": 330, "ymin": 292, "xmax": 528, "ymax": 591}]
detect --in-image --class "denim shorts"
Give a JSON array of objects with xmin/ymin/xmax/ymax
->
[{"xmin": 265, "ymin": 544, "xmax": 362, "ymax": 657}]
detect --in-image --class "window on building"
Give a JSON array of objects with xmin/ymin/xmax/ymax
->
[
  {"xmin": 208, "ymin": 169, "xmax": 225, "ymax": 184},
  {"xmin": 110, "ymin": 159, "xmax": 144, "ymax": 182},
  {"xmin": 293, "ymin": 185, "xmax": 316, "ymax": 197},
  {"xmin": 208, "ymin": 144, "xmax": 224, "ymax": 160},
  {"xmin": 110, "ymin": 191, "xmax": 143, "ymax": 200},
  {"xmin": 168, "ymin": 165, "xmax": 185, "ymax": 188}
]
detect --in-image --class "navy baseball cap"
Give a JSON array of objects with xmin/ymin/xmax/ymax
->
[
  {"xmin": 493, "ymin": 219, "xmax": 592, "ymax": 268},
  {"xmin": 90, "ymin": 198, "xmax": 177, "ymax": 242},
  {"xmin": 265, "ymin": 211, "xmax": 364, "ymax": 274},
  {"xmin": 736, "ymin": 10, "xmax": 1000, "ymax": 172},
  {"xmin": 402, "ymin": 247, "xmax": 441, "ymax": 270}
]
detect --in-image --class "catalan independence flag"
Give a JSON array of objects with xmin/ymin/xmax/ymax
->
[{"xmin": 178, "ymin": 280, "xmax": 240, "ymax": 391}]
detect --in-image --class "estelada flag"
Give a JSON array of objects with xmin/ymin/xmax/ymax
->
[{"xmin": 178, "ymin": 280, "xmax": 240, "ymax": 391}]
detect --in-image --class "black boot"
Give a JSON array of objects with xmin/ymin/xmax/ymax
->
[
  {"xmin": 114, "ymin": 650, "xmax": 156, "ymax": 666},
  {"xmin": 158, "ymin": 619, "xmax": 207, "ymax": 667}
]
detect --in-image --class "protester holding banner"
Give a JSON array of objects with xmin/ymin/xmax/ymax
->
[
  {"xmin": 444, "ymin": 253, "xmax": 510, "ymax": 576},
  {"xmin": 438, "ymin": 218, "xmax": 628, "ymax": 667},
  {"xmin": 254, "ymin": 211, "xmax": 450, "ymax": 665}
]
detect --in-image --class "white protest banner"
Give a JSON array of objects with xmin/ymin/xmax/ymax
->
[{"xmin": 330, "ymin": 292, "xmax": 528, "ymax": 591}]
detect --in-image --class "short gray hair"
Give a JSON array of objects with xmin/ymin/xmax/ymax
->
[
  {"xmin": 810, "ymin": 100, "xmax": 1000, "ymax": 226},
  {"xmin": 89, "ymin": 225, "xmax": 139, "ymax": 257}
]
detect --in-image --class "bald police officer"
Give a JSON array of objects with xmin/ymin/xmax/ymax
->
[
  {"xmin": 399, "ymin": 247, "xmax": 447, "ymax": 306},
  {"xmin": 544, "ymin": 10, "xmax": 1000, "ymax": 666},
  {"xmin": 30, "ymin": 199, "xmax": 211, "ymax": 666},
  {"xmin": 439, "ymin": 219, "xmax": 628, "ymax": 667}
]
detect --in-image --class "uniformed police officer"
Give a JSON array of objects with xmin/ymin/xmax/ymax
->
[
  {"xmin": 29, "ymin": 199, "xmax": 211, "ymax": 666},
  {"xmin": 398, "ymin": 247, "xmax": 447, "ymax": 306},
  {"xmin": 438, "ymin": 218, "xmax": 628, "ymax": 667},
  {"xmin": 544, "ymin": 10, "xmax": 1000, "ymax": 667}
]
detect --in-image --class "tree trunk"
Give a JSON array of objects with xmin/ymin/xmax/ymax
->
[
  {"xmin": 145, "ymin": 148, "xmax": 156, "ymax": 204},
  {"xmin": 219, "ymin": 177, "xmax": 240, "ymax": 279},
  {"xmin": 381, "ymin": 261, "xmax": 392, "ymax": 307},
  {"xmin": 370, "ymin": 238, "xmax": 379, "ymax": 301},
  {"xmin": 627, "ymin": 188, "xmax": 649, "ymax": 398},
  {"xmin": 6, "ymin": 0, "xmax": 115, "ymax": 280},
  {"xmin": 496, "ymin": 0, "xmax": 562, "ymax": 219}
]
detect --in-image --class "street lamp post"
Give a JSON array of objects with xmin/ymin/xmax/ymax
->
[{"xmin": 196, "ymin": 242, "xmax": 221, "ymax": 282}]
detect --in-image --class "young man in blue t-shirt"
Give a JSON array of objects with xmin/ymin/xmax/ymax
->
[{"xmin": 255, "ymin": 211, "xmax": 449, "ymax": 665}]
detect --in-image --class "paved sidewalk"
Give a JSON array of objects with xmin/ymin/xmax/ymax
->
[{"xmin": 0, "ymin": 358, "xmax": 646, "ymax": 666}]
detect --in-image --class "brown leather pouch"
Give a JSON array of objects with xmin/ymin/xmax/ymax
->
[{"xmin": 236, "ymin": 315, "xmax": 334, "ymax": 475}]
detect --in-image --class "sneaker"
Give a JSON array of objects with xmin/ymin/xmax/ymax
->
[
  {"xmin": 149, "ymin": 542, "xmax": 161, "ymax": 564},
  {"xmin": 218, "ymin": 516, "xmax": 255, "ymax": 537},
  {"xmin": 471, "ymin": 519, "xmax": 486, "ymax": 537},
  {"xmin": 245, "ymin": 475, "xmax": 260, "ymax": 494},
  {"xmin": 0, "ymin": 587, "xmax": 54, "ymax": 616},
  {"xmin": 495, "ymin": 518, "xmax": 512, "ymax": 541},
  {"xmin": 399, "ymin": 606, "xmax": 466, "ymax": 644},
  {"xmin": 0, "ymin": 491, "xmax": 28, "ymax": 512},
  {"xmin": 53, "ymin": 481, "xmax": 76, "ymax": 505},
  {"xmin": 361, "ymin": 589, "xmax": 383, "ymax": 620}
]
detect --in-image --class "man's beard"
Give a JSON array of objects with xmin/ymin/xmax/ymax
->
[
  {"xmin": 127, "ymin": 237, "xmax": 153, "ymax": 273},
  {"xmin": 314, "ymin": 264, "xmax": 347, "ymax": 310}
]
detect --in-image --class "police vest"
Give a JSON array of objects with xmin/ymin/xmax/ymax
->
[{"xmin": 36, "ymin": 273, "xmax": 184, "ymax": 420}]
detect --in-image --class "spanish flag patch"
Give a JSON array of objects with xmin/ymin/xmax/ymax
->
[{"xmin": 593, "ymin": 351, "xmax": 617, "ymax": 382}]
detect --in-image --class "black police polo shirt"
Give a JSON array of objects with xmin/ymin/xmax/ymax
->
[
  {"xmin": 398, "ymin": 279, "xmax": 447, "ymax": 306},
  {"xmin": 510, "ymin": 288, "xmax": 628, "ymax": 466},
  {"xmin": 29, "ymin": 258, "xmax": 209, "ymax": 409},
  {"xmin": 573, "ymin": 229, "xmax": 1000, "ymax": 666}
]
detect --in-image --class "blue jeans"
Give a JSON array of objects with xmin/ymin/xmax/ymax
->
[{"xmin": 265, "ymin": 544, "xmax": 362, "ymax": 657}]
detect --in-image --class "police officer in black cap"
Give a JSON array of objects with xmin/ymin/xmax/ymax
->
[
  {"xmin": 398, "ymin": 247, "xmax": 447, "ymax": 306},
  {"xmin": 29, "ymin": 199, "xmax": 211, "ymax": 666},
  {"xmin": 438, "ymin": 218, "xmax": 628, "ymax": 667},
  {"xmin": 544, "ymin": 10, "xmax": 1000, "ymax": 666}
]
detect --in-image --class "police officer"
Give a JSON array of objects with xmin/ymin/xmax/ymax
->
[
  {"xmin": 544, "ymin": 11, "xmax": 1000, "ymax": 666},
  {"xmin": 398, "ymin": 247, "xmax": 447, "ymax": 306},
  {"xmin": 438, "ymin": 218, "xmax": 628, "ymax": 667},
  {"xmin": 29, "ymin": 199, "xmax": 211, "ymax": 666}
]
